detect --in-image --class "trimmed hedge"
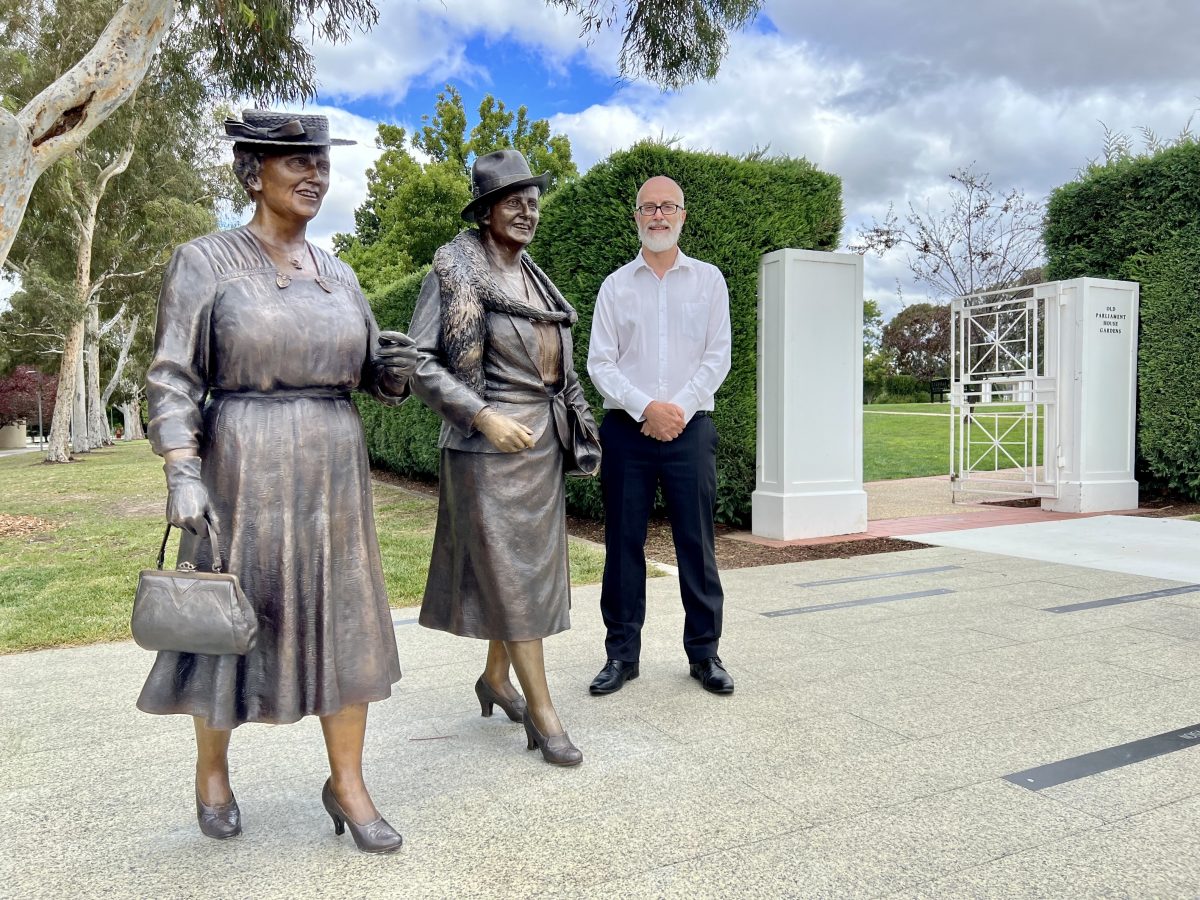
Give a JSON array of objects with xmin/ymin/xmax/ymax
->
[
  {"xmin": 1126, "ymin": 228, "xmax": 1200, "ymax": 497},
  {"xmin": 864, "ymin": 374, "xmax": 929, "ymax": 404},
  {"xmin": 359, "ymin": 141, "xmax": 843, "ymax": 524},
  {"xmin": 1044, "ymin": 141, "xmax": 1200, "ymax": 497},
  {"xmin": 356, "ymin": 269, "xmax": 442, "ymax": 481}
]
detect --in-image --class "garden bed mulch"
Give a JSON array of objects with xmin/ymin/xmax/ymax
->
[{"xmin": 370, "ymin": 469, "xmax": 928, "ymax": 570}]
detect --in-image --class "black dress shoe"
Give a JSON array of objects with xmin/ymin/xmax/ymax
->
[
  {"xmin": 589, "ymin": 659, "xmax": 639, "ymax": 695},
  {"xmin": 689, "ymin": 657, "xmax": 734, "ymax": 694},
  {"xmin": 195, "ymin": 788, "xmax": 242, "ymax": 840}
]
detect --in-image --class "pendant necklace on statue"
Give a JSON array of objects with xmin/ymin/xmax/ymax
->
[
  {"xmin": 252, "ymin": 229, "xmax": 312, "ymax": 289},
  {"xmin": 274, "ymin": 246, "xmax": 304, "ymax": 289}
]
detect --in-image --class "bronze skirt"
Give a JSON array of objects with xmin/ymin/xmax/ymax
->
[{"xmin": 419, "ymin": 424, "xmax": 571, "ymax": 641}]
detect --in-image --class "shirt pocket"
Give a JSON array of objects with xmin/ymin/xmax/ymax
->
[{"xmin": 681, "ymin": 302, "xmax": 708, "ymax": 341}]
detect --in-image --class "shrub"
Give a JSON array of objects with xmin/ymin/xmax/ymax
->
[
  {"xmin": 1126, "ymin": 228, "xmax": 1200, "ymax": 497},
  {"xmin": 1044, "ymin": 141, "xmax": 1200, "ymax": 498},
  {"xmin": 356, "ymin": 269, "xmax": 443, "ymax": 479},
  {"xmin": 358, "ymin": 141, "xmax": 843, "ymax": 525}
]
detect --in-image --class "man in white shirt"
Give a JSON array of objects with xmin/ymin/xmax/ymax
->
[{"xmin": 586, "ymin": 175, "xmax": 734, "ymax": 696}]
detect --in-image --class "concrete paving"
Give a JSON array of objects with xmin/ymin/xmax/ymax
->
[
  {"xmin": 6, "ymin": 546, "xmax": 1200, "ymax": 898},
  {"xmin": 866, "ymin": 475, "xmax": 978, "ymax": 521},
  {"xmin": 905, "ymin": 515, "xmax": 1200, "ymax": 583}
]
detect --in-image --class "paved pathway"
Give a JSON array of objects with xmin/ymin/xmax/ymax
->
[
  {"xmin": 6, "ymin": 544, "xmax": 1200, "ymax": 897},
  {"xmin": 908, "ymin": 515, "xmax": 1200, "ymax": 583},
  {"xmin": 734, "ymin": 474, "xmax": 1134, "ymax": 547}
]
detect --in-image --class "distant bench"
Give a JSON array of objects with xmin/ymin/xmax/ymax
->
[{"xmin": 928, "ymin": 378, "xmax": 951, "ymax": 402}]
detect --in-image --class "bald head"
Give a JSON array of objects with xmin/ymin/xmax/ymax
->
[{"xmin": 636, "ymin": 176, "xmax": 684, "ymax": 208}]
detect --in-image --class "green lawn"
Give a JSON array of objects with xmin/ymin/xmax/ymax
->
[
  {"xmin": 864, "ymin": 402, "xmax": 1044, "ymax": 482},
  {"xmin": 0, "ymin": 442, "xmax": 606, "ymax": 653},
  {"xmin": 1, "ymin": 404, "xmax": 1047, "ymax": 651}
]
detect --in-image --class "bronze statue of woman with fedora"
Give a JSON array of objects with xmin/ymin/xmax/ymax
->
[
  {"xmin": 408, "ymin": 149, "xmax": 598, "ymax": 766},
  {"xmin": 141, "ymin": 110, "xmax": 416, "ymax": 852}
]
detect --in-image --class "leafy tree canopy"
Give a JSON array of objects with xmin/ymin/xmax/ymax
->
[
  {"xmin": 335, "ymin": 86, "xmax": 578, "ymax": 294},
  {"xmin": 548, "ymin": 0, "xmax": 763, "ymax": 90},
  {"xmin": 881, "ymin": 302, "xmax": 951, "ymax": 381}
]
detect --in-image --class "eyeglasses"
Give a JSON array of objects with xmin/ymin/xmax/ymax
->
[{"xmin": 634, "ymin": 202, "xmax": 684, "ymax": 217}]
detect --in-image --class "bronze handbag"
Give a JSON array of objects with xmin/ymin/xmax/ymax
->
[
  {"xmin": 131, "ymin": 525, "xmax": 257, "ymax": 656},
  {"xmin": 565, "ymin": 403, "xmax": 602, "ymax": 478}
]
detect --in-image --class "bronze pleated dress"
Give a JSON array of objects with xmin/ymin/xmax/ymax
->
[{"xmin": 139, "ymin": 227, "xmax": 404, "ymax": 729}]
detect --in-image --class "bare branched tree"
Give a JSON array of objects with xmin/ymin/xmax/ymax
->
[{"xmin": 853, "ymin": 165, "xmax": 1045, "ymax": 299}]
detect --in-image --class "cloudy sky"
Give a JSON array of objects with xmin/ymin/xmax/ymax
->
[{"xmin": 288, "ymin": 0, "xmax": 1198, "ymax": 318}]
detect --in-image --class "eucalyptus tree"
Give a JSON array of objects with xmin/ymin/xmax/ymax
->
[
  {"xmin": 3, "ymin": 1, "xmax": 230, "ymax": 460},
  {"xmin": 0, "ymin": 0, "xmax": 763, "ymax": 270}
]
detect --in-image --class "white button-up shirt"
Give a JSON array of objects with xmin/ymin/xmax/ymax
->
[{"xmin": 587, "ymin": 248, "xmax": 732, "ymax": 422}]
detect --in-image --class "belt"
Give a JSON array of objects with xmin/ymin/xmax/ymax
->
[
  {"xmin": 208, "ymin": 387, "xmax": 351, "ymax": 401},
  {"xmin": 694, "ymin": 410, "xmax": 713, "ymax": 418}
]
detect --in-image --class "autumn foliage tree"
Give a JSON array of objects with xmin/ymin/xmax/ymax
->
[
  {"xmin": 0, "ymin": 365, "xmax": 57, "ymax": 428},
  {"xmin": 881, "ymin": 302, "xmax": 951, "ymax": 380}
]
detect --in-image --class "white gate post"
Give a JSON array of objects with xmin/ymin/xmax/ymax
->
[
  {"xmin": 1041, "ymin": 277, "xmax": 1140, "ymax": 513},
  {"xmin": 752, "ymin": 249, "xmax": 867, "ymax": 539}
]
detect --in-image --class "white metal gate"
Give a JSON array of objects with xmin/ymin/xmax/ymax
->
[{"xmin": 950, "ymin": 284, "xmax": 1061, "ymax": 500}]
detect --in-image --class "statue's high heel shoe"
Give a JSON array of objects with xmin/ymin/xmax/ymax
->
[
  {"xmin": 321, "ymin": 779, "xmax": 403, "ymax": 854},
  {"xmin": 195, "ymin": 788, "xmax": 242, "ymax": 839},
  {"xmin": 475, "ymin": 676, "xmax": 527, "ymax": 722},
  {"xmin": 522, "ymin": 709, "xmax": 583, "ymax": 767}
]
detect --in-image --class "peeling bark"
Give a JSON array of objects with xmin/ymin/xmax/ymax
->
[
  {"xmin": 86, "ymin": 294, "xmax": 108, "ymax": 447},
  {"xmin": 44, "ymin": 319, "xmax": 82, "ymax": 462},
  {"xmin": 0, "ymin": 0, "xmax": 176, "ymax": 269},
  {"xmin": 71, "ymin": 349, "xmax": 88, "ymax": 453}
]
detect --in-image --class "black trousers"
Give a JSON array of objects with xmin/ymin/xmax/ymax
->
[{"xmin": 599, "ymin": 410, "xmax": 724, "ymax": 664}]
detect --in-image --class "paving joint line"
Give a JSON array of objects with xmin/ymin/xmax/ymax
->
[{"xmin": 763, "ymin": 588, "xmax": 956, "ymax": 617}]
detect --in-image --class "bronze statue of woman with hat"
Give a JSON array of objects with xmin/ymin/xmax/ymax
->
[
  {"xmin": 407, "ymin": 149, "xmax": 598, "ymax": 766},
  {"xmin": 141, "ymin": 110, "xmax": 416, "ymax": 852}
]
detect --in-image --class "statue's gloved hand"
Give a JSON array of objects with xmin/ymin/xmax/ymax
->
[
  {"xmin": 473, "ymin": 407, "xmax": 535, "ymax": 453},
  {"xmin": 164, "ymin": 455, "xmax": 220, "ymax": 538},
  {"xmin": 375, "ymin": 331, "xmax": 418, "ymax": 379}
]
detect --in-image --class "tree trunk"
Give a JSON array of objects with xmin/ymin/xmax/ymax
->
[
  {"xmin": 0, "ymin": 0, "xmax": 176, "ymax": 270},
  {"xmin": 43, "ymin": 139, "xmax": 136, "ymax": 462},
  {"xmin": 44, "ymin": 320, "xmax": 83, "ymax": 462},
  {"xmin": 86, "ymin": 293, "xmax": 109, "ymax": 447},
  {"xmin": 71, "ymin": 352, "xmax": 89, "ymax": 453},
  {"xmin": 119, "ymin": 380, "xmax": 146, "ymax": 441},
  {"xmin": 101, "ymin": 312, "xmax": 138, "ymax": 408}
]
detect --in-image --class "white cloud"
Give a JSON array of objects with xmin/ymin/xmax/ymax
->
[
  {"xmin": 310, "ymin": 0, "xmax": 619, "ymax": 103},
  {"xmin": 539, "ymin": 23, "xmax": 1200, "ymax": 309},
  {"xmin": 286, "ymin": 1, "xmax": 1198, "ymax": 315},
  {"xmin": 765, "ymin": 0, "xmax": 1200, "ymax": 92}
]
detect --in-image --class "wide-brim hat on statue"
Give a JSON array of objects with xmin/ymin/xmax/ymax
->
[
  {"xmin": 218, "ymin": 109, "xmax": 355, "ymax": 147},
  {"xmin": 462, "ymin": 149, "xmax": 550, "ymax": 222}
]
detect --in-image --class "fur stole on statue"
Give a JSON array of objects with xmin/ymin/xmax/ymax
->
[{"xmin": 432, "ymin": 229, "xmax": 577, "ymax": 393}]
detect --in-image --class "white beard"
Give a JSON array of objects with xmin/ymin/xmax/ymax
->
[{"xmin": 638, "ymin": 220, "xmax": 680, "ymax": 253}]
